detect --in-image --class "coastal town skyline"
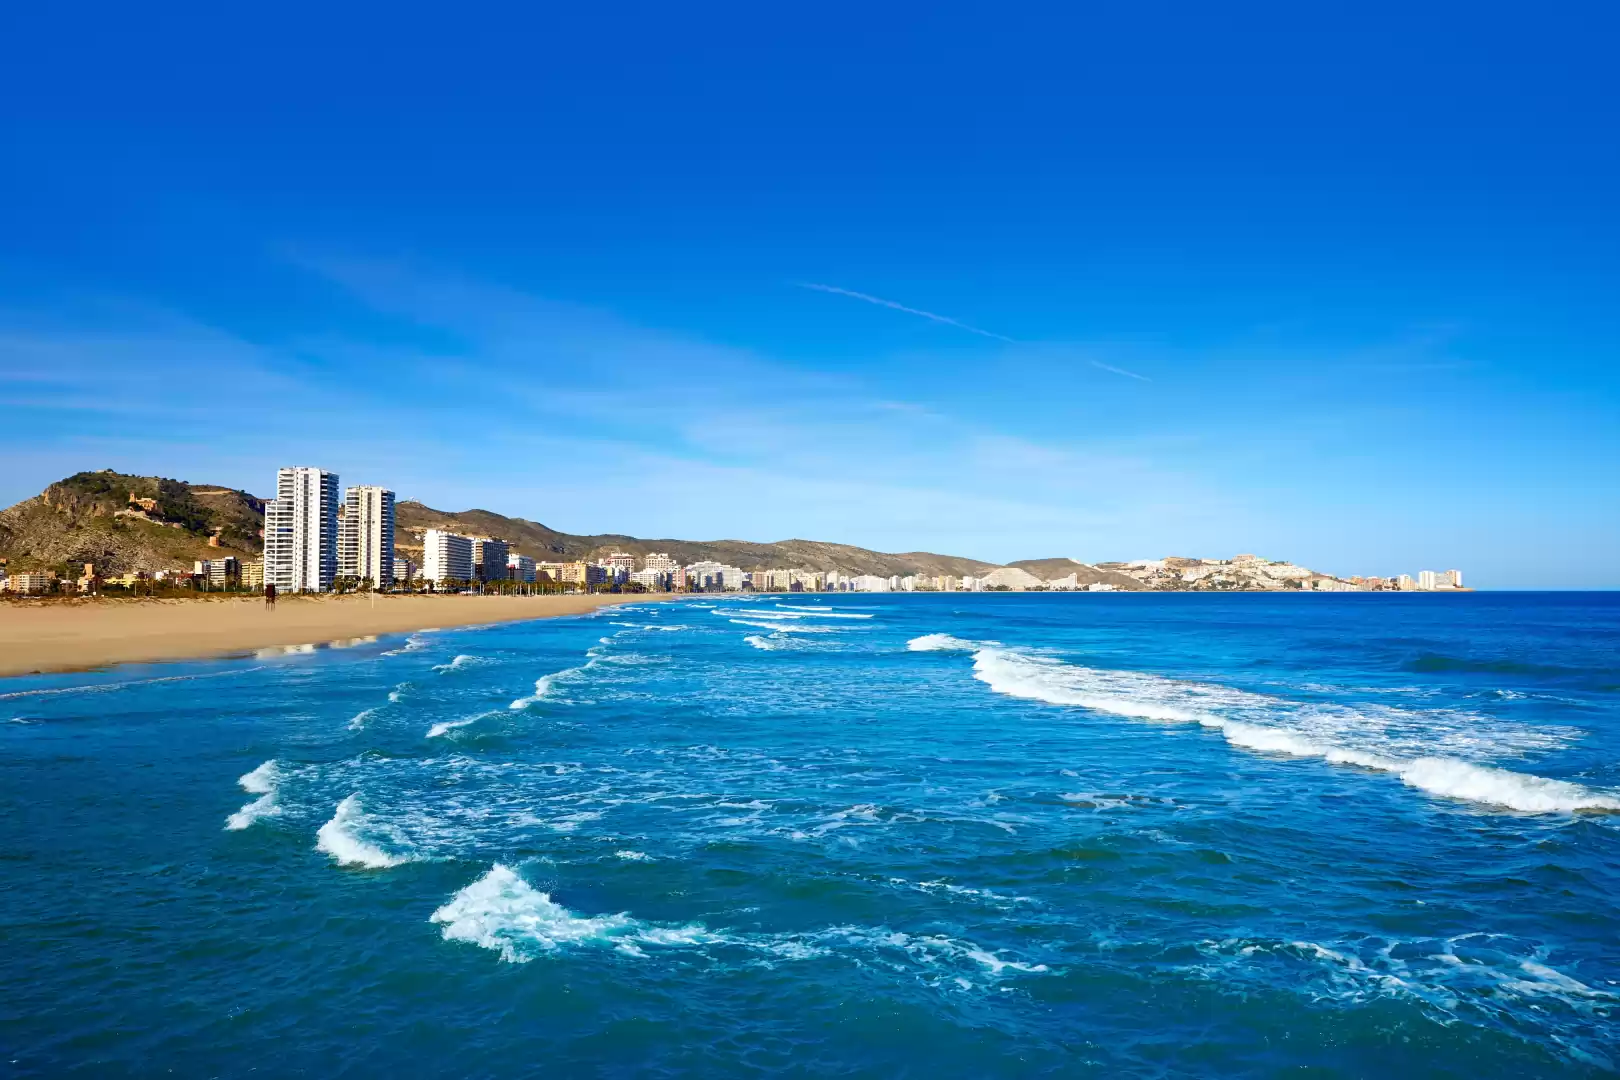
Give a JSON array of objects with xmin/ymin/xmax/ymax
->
[{"xmin": 1, "ymin": 464, "xmax": 1466, "ymax": 596}]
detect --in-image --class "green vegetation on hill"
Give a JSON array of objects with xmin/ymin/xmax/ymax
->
[{"xmin": 0, "ymin": 470, "xmax": 263, "ymax": 576}]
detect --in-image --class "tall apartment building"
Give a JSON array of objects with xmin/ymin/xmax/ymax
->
[
  {"xmin": 643, "ymin": 552, "xmax": 678, "ymax": 573},
  {"xmin": 338, "ymin": 485, "xmax": 395, "ymax": 588},
  {"xmin": 507, "ymin": 554, "xmax": 536, "ymax": 583},
  {"xmin": 264, "ymin": 467, "xmax": 340, "ymax": 593},
  {"xmin": 424, "ymin": 529, "xmax": 474, "ymax": 585},
  {"xmin": 471, "ymin": 538, "xmax": 510, "ymax": 582}
]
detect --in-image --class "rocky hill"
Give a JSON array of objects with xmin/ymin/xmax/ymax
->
[{"xmin": 0, "ymin": 470, "xmax": 263, "ymax": 575}]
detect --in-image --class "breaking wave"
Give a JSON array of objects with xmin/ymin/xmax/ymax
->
[
  {"xmin": 224, "ymin": 759, "xmax": 283, "ymax": 830},
  {"xmin": 430, "ymin": 864, "xmax": 722, "ymax": 962},
  {"xmin": 744, "ymin": 635, "xmax": 781, "ymax": 651},
  {"xmin": 431, "ymin": 864, "xmax": 1055, "ymax": 981},
  {"xmin": 380, "ymin": 632, "xmax": 436, "ymax": 657},
  {"xmin": 909, "ymin": 635, "xmax": 1619, "ymax": 815},
  {"xmin": 427, "ymin": 710, "xmax": 502, "ymax": 739},
  {"xmin": 731, "ymin": 618, "xmax": 839, "ymax": 633},
  {"xmin": 775, "ymin": 606, "xmax": 873, "ymax": 619},
  {"xmin": 509, "ymin": 666, "xmax": 581, "ymax": 710},
  {"xmin": 315, "ymin": 795, "xmax": 410, "ymax": 867},
  {"xmin": 432, "ymin": 654, "xmax": 484, "ymax": 674}
]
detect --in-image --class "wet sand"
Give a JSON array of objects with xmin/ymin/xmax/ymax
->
[{"xmin": 0, "ymin": 593, "xmax": 675, "ymax": 677}]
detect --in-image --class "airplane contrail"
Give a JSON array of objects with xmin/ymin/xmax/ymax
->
[
  {"xmin": 1088, "ymin": 360, "xmax": 1151, "ymax": 382},
  {"xmin": 799, "ymin": 281, "xmax": 1150, "ymax": 381},
  {"xmin": 798, "ymin": 283, "xmax": 1017, "ymax": 343}
]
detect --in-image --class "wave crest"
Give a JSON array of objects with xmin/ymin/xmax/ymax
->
[
  {"xmin": 916, "ymin": 635, "xmax": 1618, "ymax": 815},
  {"xmin": 315, "ymin": 795, "xmax": 410, "ymax": 867},
  {"xmin": 224, "ymin": 759, "xmax": 283, "ymax": 830}
]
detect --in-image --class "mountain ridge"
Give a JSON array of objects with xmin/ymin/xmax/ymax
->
[{"xmin": 1, "ymin": 471, "xmax": 1350, "ymax": 590}]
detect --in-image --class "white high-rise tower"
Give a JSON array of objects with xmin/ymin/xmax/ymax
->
[
  {"xmin": 339, "ymin": 485, "xmax": 395, "ymax": 588},
  {"xmin": 264, "ymin": 467, "xmax": 340, "ymax": 593}
]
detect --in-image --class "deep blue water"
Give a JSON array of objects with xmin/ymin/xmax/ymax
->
[{"xmin": 3, "ymin": 592, "xmax": 1619, "ymax": 1077}]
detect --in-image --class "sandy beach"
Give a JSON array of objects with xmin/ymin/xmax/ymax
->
[{"xmin": 0, "ymin": 593, "xmax": 676, "ymax": 678}]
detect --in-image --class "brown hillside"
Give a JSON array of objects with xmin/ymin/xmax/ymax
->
[
  {"xmin": 393, "ymin": 502, "xmax": 995, "ymax": 577},
  {"xmin": 1006, "ymin": 558, "xmax": 1148, "ymax": 590}
]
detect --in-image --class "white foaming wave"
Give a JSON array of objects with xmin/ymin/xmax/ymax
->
[
  {"xmin": 224, "ymin": 759, "xmax": 283, "ymax": 830},
  {"xmin": 380, "ymin": 633, "xmax": 433, "ymax": 657},
  {"xmin": 387, "ymin": 682, "xmax": 410, "ymax": 704},
  {"xmin": 644, "ymin": 624, "xmax": 690, "ymax": 632},
  {"xmin": 315, "ymin": 795, "xmax": 410, "ymax": 867},
  {"xmin": 712, "ymin": 608, "xmax": 805, "ymax": 620},
  {"xmin": 775, "ymin": 606, "xmax": 872, "ymax": 619},
  {"xmin": 348, "ymin": 707, "xmax": 379, "ymax": 730},
  {"xmin": 430, "ymin": 864, "xmax": 721, "ymax": 962},
  {"xmin": 744, "ymin": 635, "xmax": 782, "ymax": 651},
  {"xmin": 427, "ymin": 710, "xmax": 503, "ymax": 738},
  {"xmin": 510, "ymin": 662, "xmax": 591, "ymax": 709},
  {"xmin": 917, "ymin": 634, "xmax": 1620, "ymax": 815},
  {"xmin": 906, "ymin": 633, "xmax": 981, "ymax": 652},
  {"xmin": 731, "ymin": 618, "xmax": 839, "ymax": 633},
  {"xmin": 431, "ymin": 865, "xmax": 1051, "ymax": 981},
  {"xmin": 239, "ymin": 759, "xmax": 279, "ymax": 794},
  {"xmin": 432, "ymin": 654, "xmax": 485, "ymax": 674},
  {"xmin": 616, "ymin": 850, "xmax": 653, "ymax": 861}
]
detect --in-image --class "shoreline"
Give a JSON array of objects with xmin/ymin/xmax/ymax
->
[{"xmin": 0, "ymin": 593, "xmax": 681, "ymax": 678}]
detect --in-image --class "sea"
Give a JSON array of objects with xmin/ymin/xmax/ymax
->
[{"xmin": 2, "ymin": 592, "xmax": 1618, "ymax": 1077}]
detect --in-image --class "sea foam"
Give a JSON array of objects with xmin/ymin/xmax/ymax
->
[
  {"xmin": 430, "ymin": 864, "xmax": 717, "ymax": 962},
  {"xmin": 775, "ymin": 606, "xmax": 873, "ymax": 619},
  {"xmin": 910, "ymin": 634, "xmax": 1620, "ymax": 815},
  {"xmin": 315, "ymin": 795, "xmax": 409, "ymax": 867},
  {"xmin": 510, "ymin": 667, "xmax": 577, "ymax": 710},
  {"xmin": 224, "ymin": 759, "xmax": 283, "ymax": 830}
]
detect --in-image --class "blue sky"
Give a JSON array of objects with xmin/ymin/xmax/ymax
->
[{"xmin": 2, "ymin": 3, "xmax": 1617, "ymax": 587}]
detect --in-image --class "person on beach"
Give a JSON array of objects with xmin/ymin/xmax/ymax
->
[{"xmin": 264, "ymin": 583, "xmax": 276, "ymax": 609}]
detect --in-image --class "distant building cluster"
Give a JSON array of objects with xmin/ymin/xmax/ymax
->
[
  {"xmin": 1098, "ymin": 555, "xmax": 1465, "ymax": 593},
  {"xmin": 0, "ymin": 469, "xmax": 1469, "ymax": 600},
  {"xmin": 1339, "ymin": 568, "xmax": 1465, "ymax": 592}
]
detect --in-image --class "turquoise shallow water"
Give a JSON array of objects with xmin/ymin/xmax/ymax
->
[{"xmin": 2, "ymin": 592, "xmax": 1618, "ymax": 1076}]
